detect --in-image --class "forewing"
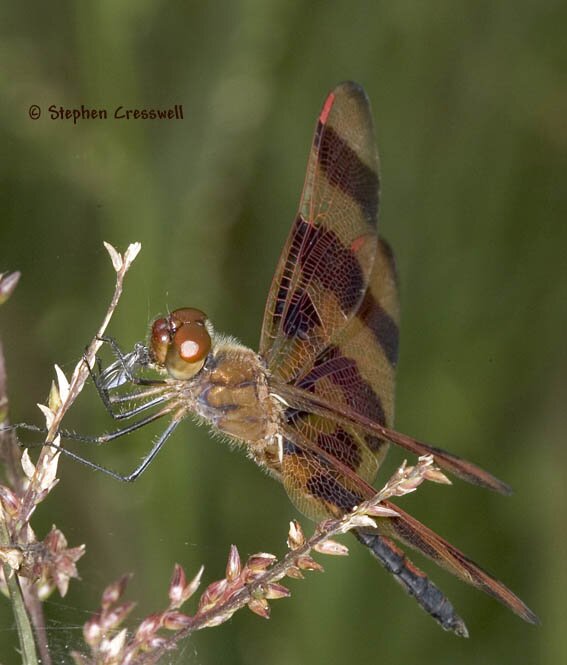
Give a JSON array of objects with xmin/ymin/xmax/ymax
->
[{"xmin": 260, "ymin": 82, "xmax": 380, "ymax": 383}]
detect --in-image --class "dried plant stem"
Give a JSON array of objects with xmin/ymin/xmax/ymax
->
[
  {"xmin": 0, "ymin": 521, "xmax": 39, "ymax": 665},
  {"xmin": 0, "ymin": 247, "xmax": 140, "ymax": 664},
  {"xmin": 135, "ymin": 457, "xmax": 440, "ymax": 665},
  {"xmin": 1, "ymin": 296, "xmax": 39, "ymax": 665},
  {"xmin": 18, "ymin": 243, "xmax": 141, "ymax": 529}
]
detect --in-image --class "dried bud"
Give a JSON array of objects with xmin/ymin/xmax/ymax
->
[
  {"xmin": 423, "ymin": 467, "xmax": 452, "ymax": 485},
  {"xmin": 363, "ymin": 504, "xmax": 399, "ymax": 518},
  {"xmin": 285, "ymin": 566, "xmax": 304, "ymax": 580},
  {"xmin": 347, "ymin": 514, "xmax": 377, "ymax": 529},
  {"xmin": 83, "ymin": 615, "xmax": 102, "ymax": 647},
  {"xmin": 0, "ymin": 271, "xmax": 20, "ymax": 305},
  {"xmin": 0, "ymin": 485, "xmax": 21, "ymax": 516},
  {"xmin": 147, "ymin": 635, "xmax": 168, "ymax": 650},
  {"xmin": 248, "ymin": 597, "xmax": 270, "ymax": 619},
  {"xmin": 102, "ymin": 574, "xmax": 131, "ymax": 609},
  {"xmin": 225, "ymin": 545, "xmax": 241, "ymax": 582},
  {"xmin": 101, "ymin": 601, "xmax": 136, "ymax": 632},
  {"xmin": 198, "ymin": 579, "xmax": 228, "ymax": 613},
  {"xmin": 169, "ymin": 563, "xmax": 205, "ymax": 609},
  {"xmin": 0, "ymin": 546, "xmax": 23, "ymax": 571},
  {"xmin": 246, "ymin": 553, "xmax": 276, "ymax": 572},
  {"xmin": 162, "ymin": 610, "xmax": 193, "ymax": 631},
  {"xmin": 313, "ymin": 539, "xmax": 349, "ymax": 556},
  {"xmin": 264, "ymin": 583, "xmax": 290, "ymax": 600},
  {"xmin": 135, "ymin": 613, "xmax": 163, "ymax": 642},
  {"xmin": 48, "ymin": 381, "xmax": 62, "ymax": 413},
  {"xmin": 168, "ymin": 563, "xmax": 187, "ymax": 607},
  {"xmin": 104, "ymin": 242, "xmax": 124, "ymax": 272},
  {"xmin": 296, "ymin": 555, "xmax": 324, "ymax": 572},
  {"xmin": 287, "ymin": 520, "xmax": 305, "ymax": 550},
  {"xmin": 102, "ymin": 628, "xmax": 127, "ymax": 660}
]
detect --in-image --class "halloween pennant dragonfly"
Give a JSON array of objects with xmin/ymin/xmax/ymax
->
[{"xmin": 76, "ymin": 82, "xmax": 538, "ymax": 635}]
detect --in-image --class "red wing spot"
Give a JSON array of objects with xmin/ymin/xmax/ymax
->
[
  {"xmin": 319, "ymin": 92, "xmax": 335, "ymax": 125},
  {"xmin": 350, "ymin": 235, "xmax": 368, "ymax": 253}
]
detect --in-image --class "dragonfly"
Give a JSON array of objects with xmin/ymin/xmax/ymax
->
[{"xmin": 42, "ymin": 82, "xmax": 539, "ymax": 635}]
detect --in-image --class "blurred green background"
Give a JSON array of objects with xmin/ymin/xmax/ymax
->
[{"xmin": 1, "ymin": 1, "xmax": 565, "ymax": 663}]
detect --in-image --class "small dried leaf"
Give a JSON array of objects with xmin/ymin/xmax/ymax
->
[
  {"xmin": 38, "ymin": 449, "xmax": 60, "ymax": 492},
  {"xmin": 348, "ymin": 514, "xmax": 377, "ymax": 529},
  {"xmin": 0, "ymin": 547, "xmax": 23, "ymax": 570},
  {"xmin": 313, "ymin": 539, "xmax": 349, "ymax": 556},
  {"xmin": 226, "ymin": 544, "xmax": 241, "ymax": 582},
  {"xmin": 287, "ymin": 520, "xmax": 305, "ymax": 550},
  {"xmin": 37, "ymin": 403, "xmax": 55, "ymax": 429},
  {"xmin": 248, "ymin": 597, "xmax": 270, "ymax": 619},
  {"xmin": 104, "ymin": 242, "xmax": 123, "ymax": 272},
  {"xmin": 54, "ymin": 364, "xmax": 70, "ymax": 404},
  {"xmin": 424, "ymin": 467, "xmax": 452, "ymax": 485},
  {"xmin": 363, "ymin": 504, "xmax": 399, "ymax": 518},
  {"xmin": 104, "ymin": 627, "xmax": 127, "ymax": 659},
  {"xmin": 0, "ymin": 271, "xmax": 21, "ymax": 305},
  {"xmin": 183, "ymin": 564, "xmax": 205, "ymax": 604},
  {"xmin": 123, "ymin": 242, "xmax": 142, "ymax": 268},
  {"xmin": 20, "ymin": 449, "xmax": 36, "ymax": 480}
]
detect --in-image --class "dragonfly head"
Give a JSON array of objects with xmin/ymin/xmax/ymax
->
[{"xmin": 149, "ymin": 307, "xmax": 211, "ymax": 380}]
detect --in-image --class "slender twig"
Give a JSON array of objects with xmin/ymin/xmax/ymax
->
[
  {"xmin": 71, "ymin": 456, "xmax": 445, "ymax": 665},
  {"xmin": 17, "ymin": 243, "xmax": 141, "ymax": 529},
  {"xmin": 0, "ymin": 272, "xmax": 40, "ymax": 665},
  {"xmin": 0, "ymin": 247, "xmax": 140, "ymax": 664}
]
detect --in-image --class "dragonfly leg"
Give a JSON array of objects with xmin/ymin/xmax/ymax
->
[{"xmin": 7, "ymin": 406, "xmax": 182, "ymax": 482}]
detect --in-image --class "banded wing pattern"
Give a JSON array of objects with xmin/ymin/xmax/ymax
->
[
  {"xmin": 260, "ymin": 81, "xmax": 380, "ymax": 384},
  {"xmin": 261, "ymin": 82, "xmax": 538, "ymax": 632},
  {"xmin": 279, "ymin": 235, "xmax": 400, "ymax": 522}
]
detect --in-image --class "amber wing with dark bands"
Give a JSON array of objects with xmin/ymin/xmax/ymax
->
[{"xmin": 260, "ymin": 82, "xmax": 380, "ymax": 383}]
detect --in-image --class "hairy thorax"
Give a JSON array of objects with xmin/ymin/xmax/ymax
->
[{"xmin": 177, "ymin": 337, "xmax": 284, "ymax": 474}]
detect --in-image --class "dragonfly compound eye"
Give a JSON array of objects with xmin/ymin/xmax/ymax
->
[
  {"xmin": 150, "ymin": 317, "xmax": 171, "ymax": 365},
  {"xmin": 165, "ymin": 311, "xmax": 211, "ymax": 380}
]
